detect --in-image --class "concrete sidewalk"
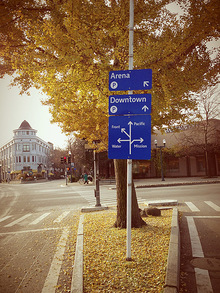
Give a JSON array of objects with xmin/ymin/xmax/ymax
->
[
  {"xmin": 99, "ymin": 176, "xmax": 220, "ymax": 190},
  {"xmin": 133, "ymin": 176, "xmax": 220, "ymax": 188},
  {"xmin": 67, "ymin": 176, "xmax": 220, "ymax": 188}
]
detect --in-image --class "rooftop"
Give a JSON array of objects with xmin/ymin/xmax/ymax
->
[{"xmin": 18, "ymin": 120, "xmax": 32, "ymax": 130}]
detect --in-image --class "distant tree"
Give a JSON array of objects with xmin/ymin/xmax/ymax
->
[
  {"xmin": 177, "ymin": 85, "xmax": 220, "ymax": 176},
  {"xmin": 50, "ymin": 148, "xmax": 68, "ymax": 172},
  {"xmin": 68, "ymin": 137, "xmax": 93, "ymax": 176}
]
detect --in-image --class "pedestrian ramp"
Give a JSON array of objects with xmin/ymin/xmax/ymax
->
[
  {"xmin": 80, "ymin": 192, "xmax": 146, "ymax": 207},
  {"xmin": 0, "ymin": 210, "xmax": 74, "ymax": 229}
]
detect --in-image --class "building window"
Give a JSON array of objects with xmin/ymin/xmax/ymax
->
[
  {"xmin": 196, "ymin": 156, "xmax": 205, "ymax": 172},
  {"xmin": 27, "ymin": 156, "xmax": 30, "ymax": 162},
  {"xmin": 24, "ymin": 156, "xmax": 26, "ymax": 163},
  {"xmin": 32, "ymin": 156, "xmax": 35, "ymax": 162},
  {"xmin": 167, "ymin": 158, "xmax": 179, "ymax": 173},
  {"xmin": 19, "ymin": 156, "xmax": 21, "ymax": 162},
  {"xmin": 23, "ymin": 145, "xmax": 30, "ymax": 152},
  {"xmin": 217, "ymin": 155, "xmax": 220, "ymax": 173},
  {"xmin": 26, "ymin": 131, "xmax": 29, "ymax": 135}
]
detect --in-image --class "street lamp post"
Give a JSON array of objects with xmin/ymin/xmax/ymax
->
[
  {"xmin": 0, "ymin": 164, "xmax": 2, "ymax": 183},
  {"xmin": 155, "ymin": 139, "xmax": 166, "ymax": 181}
]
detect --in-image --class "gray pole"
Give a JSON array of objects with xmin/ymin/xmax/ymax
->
[
  {"xmin": 126, "ymin": 0, "xmax": 134, "ymax": 261},
  {"xmin": 95, "ymin": 151, "xmax": 101, "ymax": 206},
  {"xmin": 65, "ymin": 164, "xmax": 68, "ymax": 185},
  {"xmin": 160, "ymin": 148, "xmax": 165, "ymax": 181}
]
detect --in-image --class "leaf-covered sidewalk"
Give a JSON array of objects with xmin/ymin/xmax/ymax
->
[{"xmin": 83, "ymin": 209, "xmax": 172, "ymax": 292}]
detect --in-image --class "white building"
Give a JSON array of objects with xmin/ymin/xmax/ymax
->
[{"xmin": 0, "ymin": 120, "xmax": 53, "ymax": 180}]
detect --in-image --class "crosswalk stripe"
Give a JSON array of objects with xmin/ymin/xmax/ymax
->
[
  {"xmin": 53, "ymin": 211, "xmax": 70, "ymax": 223},
  {"xmin": 0, "ymin": 216, "xmax": 12, "ymax": 223},
  {"xmin": 42, "ymin": 228, "xmax": 69, "ymax": 293},
  {"xmin": 185, "ymin": 202, "xmax": 200, "ymax": 212},
  {"xmin": 186, "ymin": 216, "xmax": 204, "ymax": 257},
  {"xmin": 29, "ymin": 212, "xmax": 51, "ymax": 225},
  {"xmin": 0, "ymin": 199, "xmax": 218, "ymax": 229},
  {"xmin": 204, "ymin": 201, "xmax": 220, "ymax": 212},
  {"xmin": 82, "ymin": 198, "xmax": 145, "ymax": 206},
  {"xmin": 195, "ymin": 268, "xmax": 213, "ymax": 293},
  {"xmin": 4, "ymin": 213, "xmax": 32, "ymax": 227}
]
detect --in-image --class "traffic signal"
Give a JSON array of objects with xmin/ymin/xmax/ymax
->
[
  {"xmin": 64, "ymin": 156, "xmax": 67, "ymax": 163},
  {"xmin": 61, "ymin": 157, "xmax": 64, "ymax": 164},
  {"xmin": 68, "ymin": 156, "xmax": 71, "ymax": 164}
]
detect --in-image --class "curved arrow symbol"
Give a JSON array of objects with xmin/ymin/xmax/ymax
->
[{"xmin": 131, "ymin": 138, "xmax": 144, "ymax": 144}]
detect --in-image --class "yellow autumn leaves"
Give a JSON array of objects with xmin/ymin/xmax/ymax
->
[{"xmin": 83, "ymin": 209, "xmax": 172, "ymax": 292}]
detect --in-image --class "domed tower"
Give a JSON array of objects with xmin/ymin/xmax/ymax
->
[
  {"xmin": 13, "ymin": 120, "xmax": 37, "ymax": 138},
  {"xmin": 12, "ymin": 121, "xmax": 50, "ymax": 174},
  {"xmin": 0, "ymin": 121, "xmax": 52, "ymax": 180}
]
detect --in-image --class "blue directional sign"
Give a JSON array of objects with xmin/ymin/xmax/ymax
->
[
  {"xmin": 109, "ymin": 94, "xmax": 151, "ymax": 115},
  {"xmin": 108, "ymin": 115, "xmax": 151, "ymax": 160},
  {"xmin": 109, "ymin": 69, "xmax": 152, "ymax": 91}
]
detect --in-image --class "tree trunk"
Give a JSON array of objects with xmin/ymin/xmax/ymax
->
[{"xmin": 113, "ymin": 159, "xmax": 146, "ymax": 228}]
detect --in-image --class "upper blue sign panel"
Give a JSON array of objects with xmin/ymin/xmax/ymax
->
[
  {"xmin": 109, "ymin": 93, "xmax": 151, "ymax": 115},
  {"xmin": 109, "ymin": 69, "xmax": 152, "ymax": 91}
]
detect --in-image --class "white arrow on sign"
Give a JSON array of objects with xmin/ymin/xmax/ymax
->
[
  {"xmin": 117, "ymin": 121, "xmax": 144, "ymax": 154},
  {"xmin": 142, "ymin": 105, "xmax": 149, "ymax": 112},
  {"xmin": 143, "ymin": 81, "xmax": 149, "ymax": 87},
  {"xmin": 121, "ymin": 128, "xmax": 130, "ymax": 138},
  {"xmin": 131, "ymin": 138, "xmax": 144, "ymax": 144},
  {"xmin": 117, "ymin": 138, "xmax": 129, "ymax": 143}
]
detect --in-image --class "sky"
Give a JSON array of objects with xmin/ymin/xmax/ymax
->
[{"xmin": 0, "ymin": 75, "xmax": 69, "ymax": 149}]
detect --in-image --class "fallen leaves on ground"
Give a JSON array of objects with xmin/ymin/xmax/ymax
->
[{"xmin": 83, "ymin": 208, "xmax": 172, "ymax": 292}]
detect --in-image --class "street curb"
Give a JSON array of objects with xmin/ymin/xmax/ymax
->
[
  {"xmin": 71, "ymin": 214, "xmax": 84, "ymax": 293},
  {"xmin": 81, "ymin": 205, "xmax": 108, "ymax": 213},
  {"xmin": 136, "ymin": 180, "xmax": 220, "ymax": 189},
  {"xmin": 72, "ymin": 210, "xmax": 180, "ymax": 293},
  {"xmin": 164, "ymin": 207, "xmax": 180, "ymax": 293}
]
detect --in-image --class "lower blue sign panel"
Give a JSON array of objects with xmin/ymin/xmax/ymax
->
[{"xmin": 108, "ymin": 115, "xmax": 151, "ymax": 160}]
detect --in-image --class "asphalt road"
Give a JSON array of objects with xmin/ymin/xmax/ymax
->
[
  {"xmin": 136, "ymin": 183, "xmax": 220, "ymax": 292},
  {"xmin": 174, "ymin": 185, "xmax": 220, "ymax": 293},
  {"xmin": 0, "ymin": 180, "xmax": 219, "ymax": 292}
]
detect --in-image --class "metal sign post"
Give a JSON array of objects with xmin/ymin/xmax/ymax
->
[
  {"xmin": 108, "ymin": 0, "xmax": 152, "ymax": 261},
  {"xmin": 126, "ymin": 0, "xmax": 134, "ymax": 261}
]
